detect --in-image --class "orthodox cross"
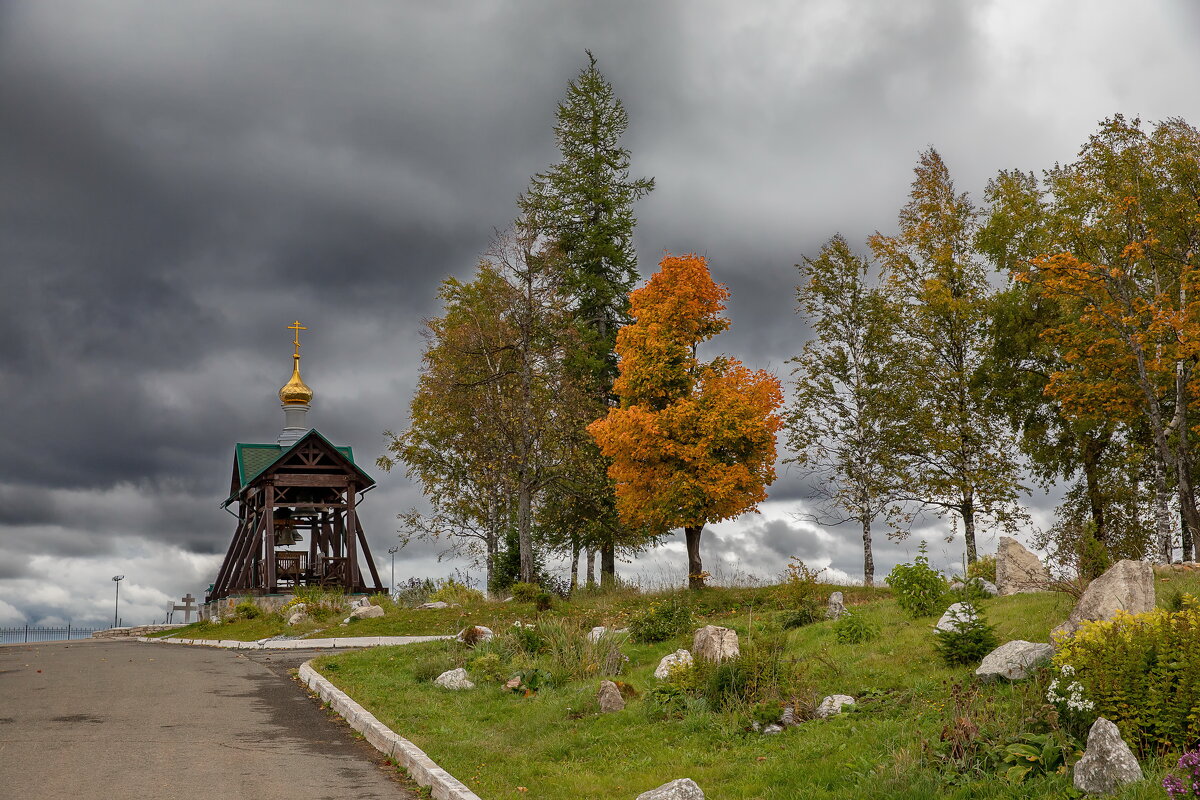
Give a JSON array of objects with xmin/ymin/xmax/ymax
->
[
  {"xmin": 171, "ymin": 593, "xmax": 198, "ymax": 624},
  {"xmin": 288, "ymin": 320, "xmax": 306, "ymax": 357}
]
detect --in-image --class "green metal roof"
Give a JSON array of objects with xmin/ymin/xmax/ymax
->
[{"xmin": 226, "ymin": 429, "xmax": 371, "ymax": 506}]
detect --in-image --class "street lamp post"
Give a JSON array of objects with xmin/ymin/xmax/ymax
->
[
  {"xmin": 387, "ymin": 547, "xmax": 399, "ymax": 596},
  {"xmin": 112, "ymin": 575, "xmax": 125, "ymax": 628}
]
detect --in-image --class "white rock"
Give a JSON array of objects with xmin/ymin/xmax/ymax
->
[
  {"xmin": 975, "ymin": 640, "xmax": 1054, "ymax": 682},
  {"xmin": 1073, "ymin": 717, "xmax": 1142, "ymax": 795},
  {"xmin": 815, "ymin": 694, "xmax": 855, "ymax": 718},
  {"xmin": 827, "ymin": 591, "xmax": 846, "ymax": 620},
  {"xmin": 973, "ymin": 578, "xmax": 1000, "ymax": 596},
  {"xmin": 349, "ymin": 604, "xmax": 385, "ymax": 620},
  {"xmin": 935, "ymin": 602, "xmax": 979, "ymax": 633},
  {"xmin": 692, "ymin": 625, "xmax": 739, "ymax": 663},
  {"xmin": 417, "ymin": 601, "xmax": 450, "ymax": 609},
  {"xmin": 1053, "ymin": 559, "xmax": 1155, "ymax": 640},
  {"xmin": 780, "ymin": 706, "xmax": 798, "ymax": 726},
  {"xmin": 762, "ymin": 723, "xmax": 783, "ymax": 735},
  {"xmin": 287, "ymin": 611, "xmax": 307, "ymax": 626},
  {"xmin": 588, "ymin": 626, "xmax": 608, "ymax": 642},
  {"xmin": 636, "ymin": 778, "xmax": 705, "ymax": 800},
  {"xmin": 433, "ymin": 667, "xmax": 475, "ymax": 690},
  {"xmin": 654, "ymin": 649, "xmax": 694, "ymax": 680},
  {"xmin": 598, "ymin": 679, "xmax": 625, "ymax": 713},
  {"xmin": 455, "ymin": 625, "xmax": 494, "ymax": 644},
  {"xmin": 997, "ymin": 537, "xmax": 1050, "ymax": 595}
]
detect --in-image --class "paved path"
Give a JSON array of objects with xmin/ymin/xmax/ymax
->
[{"xmin": 0, "ymin": 639, "xmax": 415, "ymax": 799}]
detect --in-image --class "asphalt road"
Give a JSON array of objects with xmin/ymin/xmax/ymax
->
[{"xmin": 0, "ymin": 639, "xmax": 415, "ymax": 800}]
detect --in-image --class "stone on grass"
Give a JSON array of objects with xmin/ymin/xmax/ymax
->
[
  {"xmin": 1052, "ymin": 559, "xmax": 1155, "ymax": 640},
  {"xmin": 997, "ymin": 536, "xmax": 1049, "ymax": 595},
  {"xmin": 974, "ymin": 578, "xmax": 1000, "ymax": 596},
  {"xmin": 433, "ymin": 668, "xmax": 475, "ymax": 690},
  {"xmin": 349, "ymin": 604, "xmax": 385, "ymax": 620},
  {"xmin": 935, "ymin": 602, "xmax": 979, "ymax": 633},
  {"xmin": 827, "ymin": 591, "xmax": 846, "ymax": 620},
  {"xmin": 779, "ymin": 706, "xmax": 799, "ymax": 727},
  {"xmin": 588, "ymin": 626, "xmax": 609, "ymax": 642},
  {"xmin": 598, "ymin": 679, "xmax": 625, "ymax": 713},
  {"xmin": 636, "ymin": 778, "xmax": 705, "ymax": 800},
  {"xmin": 815, "ymin": 694, "xmax": 855, "ymax": 718},
  {"xmin": 654, "ymin": 649, "xmax": 693, "ymax": 680},
  {"xmin": 692, "ymin": 625, "xmax": 739, "ymax": 663},
  {"xmin": 975, "ymin": 640, "xmax": 1054, "ymax": 682},
  {"xmin": 456, "ymin": 625, "xmax": 494, "ymax": 644},
  {"xmin": 1073, "ymin": 717, "xmax": 1142, "ymax": 795},
  {"xmin": 286, "ymin": 603, "xmax": 307, "ymax": 626},
  {"xmin": 761, "ymin": 723, "xmax": 783, "ymax": 735},
  {"xmin": 417, "ymin": 601, "xmax": 449, "ymax": 609}
]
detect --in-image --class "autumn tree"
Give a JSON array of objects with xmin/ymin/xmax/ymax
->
[
  {"xmin": 380, "ymin": 228, "xmax": 578, "ymax": 588},
  {"xmin": 786, "ymin": 235, "xmax": 906, "ymax": 586},
  {"xmin": 519, "ymin": 51, "xmax": 655, "ymax": 585},
  {"xmin": 1007, "ymin": 116, "xmax": 1200, "ymax": 562},
  {"xmin": 589, "ymin": 254, "xmax": 783, "ymax": 589},
  {"xmin": 869, "ymin": 149, "xmax": 1026, "ymax": 564}
]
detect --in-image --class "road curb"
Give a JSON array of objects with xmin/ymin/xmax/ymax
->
[
  {"xmin": 136, "ymin": 635, "xmax": 450, "ymax": 649},
  {"xmin": 298, "ymin": 660, "xmax": 483, "ymax": 800}
]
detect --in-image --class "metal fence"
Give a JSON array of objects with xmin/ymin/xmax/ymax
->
[{"xmin": 0, "ymin": 625, "xmax": 102, "ymax": 643}]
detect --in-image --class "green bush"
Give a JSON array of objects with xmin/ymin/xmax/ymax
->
[
  {"xmin": 932, "ymin": 603, "xmax": 998, "ymax": 666},
  {"xmin": 1054, "ymin": 600, "xmax": 1200, "ymax": 754},
  {"xmin": 833, "ymin": 610, "xmax": 879, "ymax": 644},
  {"xmin": 469, "ymin": 652, "xmax": 507, "ymax": 682},
  {"xmin": 966, "ymin": 554, "xmax": 997, "ymax": 583},
  {"xmin": 411, "ymin": 649, "xmax": 459, "ymax": 683},
  {"xmin": 537, "ymin": 618, "xmax": 628, "ymax": 683},
  {"xmin": 430, "ymin": 578, "xmax": 485, "ymax": 606},
  {"xmin": 233, "ymin": 600, "xmax": 261, "ymax": 620},
  {"xmin": 702, "ymin": 636, "xmax": 808, "ymax": 711},
  {"xmin": 508, "ymin": 621, "xmax": 546, "ymax": 655},
  {"xmin": 510, "ymin": 582, "xmax": 541, "ymax": 602},
  {"xmin": 533, "ymin": 591, "xmax": 554, "ymax": 611},
  {"xmin": 292, "ymin": 586, "xmax": 346, "ymax": 620},
  {"xmin": 886, "ymin": 542, "xmax": 947, "ymax": 617},
  {"xmin": 393, "ymin": 577, "xmax": 437, "ymax": 607},
  {"xmin": 778, "ymin": 601, "xmax": 825, "ymax": 629},
  {"xmin": 629, "ymin": 595, "xmax": 693, "ymax": 644}
]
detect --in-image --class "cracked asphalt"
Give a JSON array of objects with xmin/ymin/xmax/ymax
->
[{"xmin": 0, "ymin": 639, "xmax": 415, "ymax": 799}]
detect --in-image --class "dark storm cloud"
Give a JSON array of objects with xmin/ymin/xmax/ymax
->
[{"xmin": 2, "ymin": 1, "xmax": 1199, "ymax": 623}]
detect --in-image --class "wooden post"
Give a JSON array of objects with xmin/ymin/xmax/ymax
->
[
  {"xmin": 265, "ymin": 483, "xmax": 277, "ymax": 591},
  {"xmin": 355, "ymin": 517, "xmax": 383, "ymax": 592},
  {"xmin": 345, "ymin": 483, "xmax": 358, "ymax": 589}
]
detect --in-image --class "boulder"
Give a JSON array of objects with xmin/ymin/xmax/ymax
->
[
  {"xmin": 692, "ymin": 625, "xmax": 739, "ymax": 663},
  {"xmin": 1052, "ymin": 559, "xmax": 1155, "ymax": 640},
  {"xmin": 1073, "ymin": 717, "xmax": 1142, "ymax": 795},
  {"xmin": 973, "ymin": 578, "xmax": 1000, "ymax": 596},
  {"xmin": 654, "ymin": 649, "xmax": 694, "ymax": 680},
  {"xmin": 761, "ymin": 723, "xmax": 783, "ymax": 735},
  {"xmin": 456, "ymin": 625, "xmax": 494, "ymax": 644},
  {"xmin": 417, "ymin": 601, "xmax": 450, "ymax": 609},
  {"xmin": 588, "ymin": 626, "xmax": 609, "ymax": 642},
  {"xmin": 779, "ymin": 706, "xmax": 799, "ymax": 727},
  {"xmin": 975, "ymin": 640, "xmax": 1054, "ymax": 682},
  {"xmin": 815, "ymin": 694, "xmax": 855, "ymax": 718},
  {"xmin": 636, "ymin": 778, "xmax": 705, "ymax": 800},
  {"xmin": 349, "ymin": 604, "xmax": 385, "ymax": 620},
  {"xmin": 598, "ymin": 679, "xmax": 625, "ymax": 713},
  {"xmin": 996, "ymin": 537, "xmax": 1049, "ymax": 595},
  {"xmin": 935, "ymin": 602, "xmax": 979, "ymax": 633},
  {"xmin": 286, "ymin": 603, "xmax": 307, "ymax": 626},
  {"xmin": 433, "ymin": 668, "xmax": 475, "ymax": 690},
  {"xmin": 827, "ymin": 591, "xmax": 846, "ymax": 620}
]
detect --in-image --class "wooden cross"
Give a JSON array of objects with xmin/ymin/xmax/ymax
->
[
  {"xmin": 288, "ymin": 320, "xmax": 306, "ymax": 357},
  {"xmin": 171, "ymin": 593, "xmax": 198, "ymax": 624}
]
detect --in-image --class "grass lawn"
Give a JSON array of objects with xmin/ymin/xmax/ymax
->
[{"xmin": 294, "ymin": 570, "xmax": 1200, "ymax": 800}]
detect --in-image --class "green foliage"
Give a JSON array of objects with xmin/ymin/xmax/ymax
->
[
  {"xmin": 885, "ymin": 543, "xmax": 947, "ymax": 617},
  {"xmin": 537, "ymin": 618, "xmax": 627, "ymax": 683},
  {"xmin": 775, "ymin": 558, "xmax": 828, "ymax": 627},
  {"xmin": 292, "ymin": 586, "xmax": 347, "ymax": 621},
  {"xmin": 778, "ymin": 606, "xmax": 824, "ymax": 629},
  {"xmin": 949, "ymin": 578, "xmax": 993, "ymax": 606},
  {"xmin": 1054, "ymin": 601, "xmax": 1200, "ymax": 754},
  {"xmin": 1076, "ymin": 523, "xmax": 1111, "ymax": 582},
  {"xmin": 469, "ymin": 652, "xmax": 507, "ymax": 682},
  {"xmin": 933, "ymin": 603, "xmax": 999, "ymax": 666},
  {"xmin": 430, "ymin": 578, "xmax": 485, "ymax": 606},
  {"xmin": 966, "ymin": 554, "xmax": 997, "ymax": 583},
  {"xmin": 999, "ymin": 732, "xmax": 1076, "ymax": 784},
  {"xmin": 628, "ymin": 595, "xmax": 693, "ymax": 644},
  {"xmin": 511, "ymin": 582, "xmax": 541, "ymax": 602},
  {"xmin": 702, "ymin": 636, "xmax": 809, "ymax": 712},
  {"xmin": 411, "ymin": 650, "xmax": 458, "ymax": 683},
  {"xmin": 393, "ymin": 577, "xmax": 437, "ymax": 608},
  {"xmin": 507, "ymin": 667, "xmax": 553, "ymax": 695},
  {"xmin": 534, "ymin": 591, "xmax": 554, "ymax": 612},
  {"xmin": 509, "ymin": 622, "xmax": 546, "ymax": 655},
  {"xmin": 233, "ymin": 600, "xmax": 261, "ymax": 620},
  {"xmin": 833, "ymin": 610, "xmax": 879, "ymax": 644}
]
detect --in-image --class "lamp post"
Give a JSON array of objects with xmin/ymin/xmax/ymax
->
[
  {"xmin": 387, "ymin": 547, "xmax": 399, "ymax": 596},
  {"xmin": 112, "ymin": 575, "xmax": 125, "ymax": 628}
]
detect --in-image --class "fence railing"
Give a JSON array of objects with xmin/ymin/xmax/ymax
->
[{"xmin": 0, "ymin": 625, "xmax": 102, "ymax": 644}]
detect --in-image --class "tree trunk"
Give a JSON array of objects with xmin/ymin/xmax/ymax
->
[
  {"xmin": 685, "ymin": 526, "xmax": 705, "ymax": 589},
  {"xmin": 1174, "ymin": 418, "xmax": 1198, "ymax": 563},
  {"xmin": 1152, "ymin": 457, "xmax": 1173, "ymax": 564},
  {"xmin": 517, "ymin": 481, "xmax": 534, "ymax": 583},
  {"xmin": 962, "ymin": 494, "xmax": 977, "ymax": 565},
  {"xmin": 861, "ymin": 518, "xmax": 874, "ymax": 587},
  {"xmin": 1081, "ymin": 432, "xmax": 1108, "ymax": 546},
  {"xmin": 600, "ymin": 540, "xmax": 615, "ymax": 587},
  {"xmin": 569, "ymin": 536, "xmax": 580, "ymax": 594},
  {"xmin": 585, "ymin": 547, "xmax": 596, "ymax": 588}
]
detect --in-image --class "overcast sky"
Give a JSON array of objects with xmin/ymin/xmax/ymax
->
[{"xmin": 3, "ymin": 1, "xmax": 1199, "ymax": 627}]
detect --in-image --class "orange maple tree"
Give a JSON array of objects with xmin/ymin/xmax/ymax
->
[{"xmin": 588, "ymin": 253, "xmax": 783, "ymax": 589}]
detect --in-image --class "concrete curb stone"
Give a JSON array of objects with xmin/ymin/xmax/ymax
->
[{"xmin": 136, "ymin": 635, "xmax": 450, "ymax": 649}]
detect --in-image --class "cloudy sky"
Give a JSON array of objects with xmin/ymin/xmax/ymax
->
[{"xmin": 3, "ymin": 1, "xmax": 1198, "ymax": 627}]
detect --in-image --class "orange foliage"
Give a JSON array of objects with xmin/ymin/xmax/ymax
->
[{"xmin": 588, "ymin": 254, "xmax": 783, "ymax": 533}]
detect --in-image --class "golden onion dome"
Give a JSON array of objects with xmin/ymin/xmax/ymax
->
[{"xmin": 279, "ymin": 354, "xmax": 313, "ymax": 405}]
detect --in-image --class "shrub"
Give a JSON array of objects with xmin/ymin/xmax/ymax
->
[
  {"xmin": 629, "ymin": 595, "xmax": 693, "ymax": 644},
  {"xmin": 886, "ymin": 541, "xmax": 947, "ymax": 617},
  {"xmin": 411, "ymin": 649, "xmax": 458, "ymax": 683},
  {"xmin": 430, "ymin": 578, "xmax": 485, "ymax": 606},
  {"xmin": 932, "ymin": 603, "xmax": 998, "ymax": 666},
  {"xmin": 233, "ymin": 600, "xmax": 261, "ymax": 620},
  {"xmin": 508, "ymin": 621, "xmax": 546, "ymax": 655},
  {"xmin": 393, "ymin": 576, "xmax": 437, "ymax": 607},
  {"xmin": 833, "ymin": 610, "xmax": 879, "ymax": 644},
  {"xmin": 537, "ymin": 618, "xmax": 628, "ymax": 683},
  {"xmin": 703, "ymin": 636, "xmax": 808, "ymax": 711},
  {"xmin": 510, "ymin": 582, "xmax": 541, "ymax": 602},
  {"xmin": 292, "ymin": 586, "xmax": 346, "ymax": 620},
  {"xmin": 533, "ymin": 591, "xmax": 554, "ymax": 611},
  {"xmin": 778, "ymin": 605, "xmax": 824, "ymax": 629},
  {"xmin": 506, "ymin": 667, "xmax": 552, "ymax": 695},
  {"xmin": 1053, "ymin": 599, "xmax": 1200, "ymax": 754},
  {"xmin": 966, "ymin": 554, "xmax": 997, "ymax": 584},
  {"xmin": 778, "ymin": 557, "xmax": 826, "ymax": 608},
  {"xmin": 469, "ymin": 652, "xmax": 507, "ymax": 682}
]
